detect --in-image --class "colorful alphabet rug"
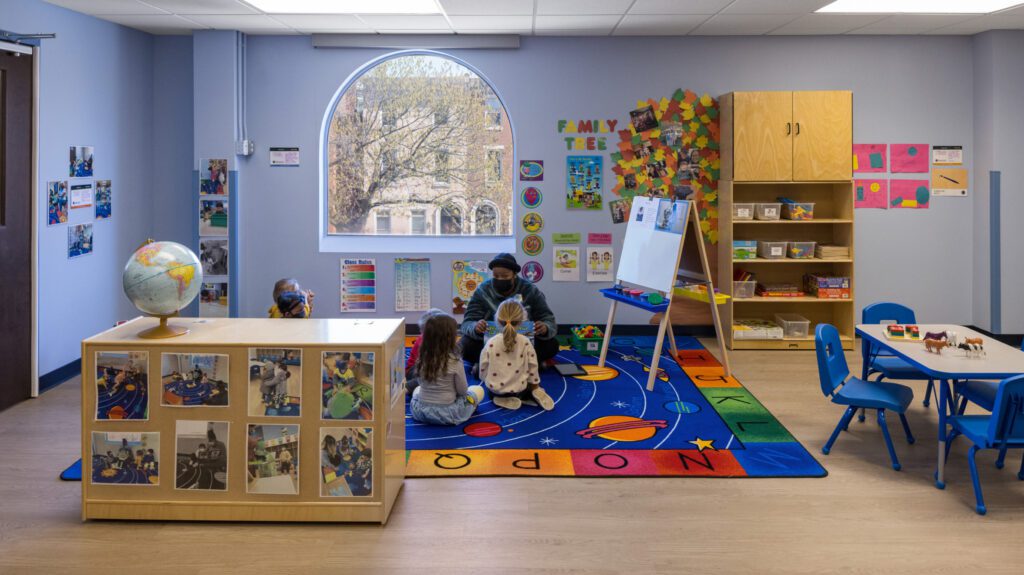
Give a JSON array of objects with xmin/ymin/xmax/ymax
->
[{"xmin": 405, "ymin": 336, "xmax": 826, "ymax": 478}]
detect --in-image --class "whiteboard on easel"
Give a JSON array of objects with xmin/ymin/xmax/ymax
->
[{"xmin": 616, "ymin": 197, "xmax": 690, "ymax": 293}]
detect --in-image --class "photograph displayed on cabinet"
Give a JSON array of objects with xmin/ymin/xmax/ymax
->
[
  {"xmin": 246, "ymin": 424, "xmax": 300, "ymax": 495},
  {"xmin": 200, "ymin": 282, "xmax": 229, "ymax": 317},
  {"xmin": 320, "ymin": 427, "xmax": 372, "ymax": 497},
  {"xmin": 248, "ymin": 348, "xmax": 302, "ymax": 417},
  {"xmin": 90, "ymin": 432, "xmax": 160, "ymax": 486},
  {"xmin": 174, "ymin": 420, "xmax": 228, "ymax": 491},
  {"xmin": 68, "ymin": 223, "xmax": 94, "ymax": 259},
  {"xmin": 69, "ymin": 145, "xmax": 94, "ymax": 177},
  {"xmin": 95, "ymin": 351, "xmax": 149, "ymax": 420},
  {"xmin": 47, "ymin": 180, "xmax": 68, "ymax": 225},
  {"xmin": 94, "ymin": 180, "xmax": 112, "ymax": 220},
  {"xmin": 199, "ymin": 199, "xmax": 228, "ymax": 236},
  {"xmin": 160, "ymin": 353, "xmax": 229, "ymax": 407},
  {"xmin": 200, "ymin": 239, "xmax": 229, "ymax": 276},
  {"xmin": 321, "ymin": 351, "xmax": 375, "ymax": 421}
]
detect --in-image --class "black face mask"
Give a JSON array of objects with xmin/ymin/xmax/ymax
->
[{"xmin": 492, "ymin": 278, "xmax": 515, "ymax": 294}]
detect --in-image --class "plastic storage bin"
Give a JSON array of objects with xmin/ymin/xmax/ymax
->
[
  {"xmin": 755, "ymin": 203, "xmax": 782, "ymax": 220},
  {"xmin": 774, "ymin": 313, "xmax": 810, "ymax": 338},
  {"xmin": 758, "ymin": 241, "xmax": 788, "ymax": 260},
  {"xmin": 733, "ymin": 203, "xmax": 755, "ymax": 220},
  {"xmin": 787, "ymin": 241, "xmax": 816, "ymax": 259},
  {"xmin": 733, "ymin": 240, "xmax": 757, "ymax": 260},
  {"xmin": 782, "ymin": 202, "xmax": 815, "ymax": 220},
  {"xmin": 733, "ymin": 280, "xmax": 756, "ymax": 299}
]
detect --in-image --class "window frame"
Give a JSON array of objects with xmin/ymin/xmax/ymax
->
[{"xmin": 318, "ymin": 49, "xmax": 516, "ymax": 254}]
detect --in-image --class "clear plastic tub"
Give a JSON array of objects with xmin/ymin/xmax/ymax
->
[
  {"xmin": 782, "ymin": 202, "xmax": 815, "ymax": 220},
  {"xmin": 733, "ymin": 203, "xmax": 755, "ymax": 220},
  {"xmin": 755, "ymin": 203, "xmax": 782, "ymax": 220},
  {"xmin": 733, "ymin": 280, "xmax": 756, "ymax": 299},
  {"xmin": 787, "ymin": 241, "xmax": 816, "ymax": 259},
  {"xmin": 774, "ymin": 313, "xmax": 810, "ymax": 338},
  {"xmin": 733, "ymin": 240, "xmax": 757, "ymax": 260},
  {"xmin": 758, "ymin": 240, "xmax": 788, "ymax": 260}
]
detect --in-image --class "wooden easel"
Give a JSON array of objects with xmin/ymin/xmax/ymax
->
[{"xmin": 597, "ymin": 200, "xmax": 731, "ymax": 391}]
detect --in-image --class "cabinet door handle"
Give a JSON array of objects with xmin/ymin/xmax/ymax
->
[
  {"xmin": 786, "ymin": 122, "xmax": 791, "ymax": 135},
  {"xmin": 795, "ymin": 122, "xmax": 801, "ymax": 135}
]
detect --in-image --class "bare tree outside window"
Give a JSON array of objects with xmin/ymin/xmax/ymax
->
[{"xmin": 326, "ymin": 54, "xmax": 513, "ymax": 236}]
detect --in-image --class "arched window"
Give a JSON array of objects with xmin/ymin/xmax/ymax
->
[{"xmin": 321, "ymin": 51, "xmax": 514, "ymax": 252}]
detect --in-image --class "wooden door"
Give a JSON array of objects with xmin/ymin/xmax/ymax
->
[
  {"xmin": 793, "ymin": 91, "xmax": 852, "ymax": 181},
  {"xmin": 732, "ymin": 91, "xmax": 793, "ymax": 182},
  {"xmin": 0, "ymin": 47, "xmax": 34, "ymax": 411}
]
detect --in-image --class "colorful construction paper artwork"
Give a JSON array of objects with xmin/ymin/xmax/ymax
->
[
  {"xmin": 854, "ymin": 179, "xmax": 888, "ymax": 209},
  {"xmin": 519, "ymin": 160, "xmax": 544, "ymax": 181},
  {"xmin": 890, "ymin": 144, "xmax": 929, "ymax": 173},
  {"xmin": 889, "ymin": 179, "xmax": 930, "ymax": 209},
  {"xmin": 610, "ymin": 89, "xmax": 720, "ymax": 243},
  {"xmin": 852, "ymin": 144, "xmax": 886, "ymax": 173}
]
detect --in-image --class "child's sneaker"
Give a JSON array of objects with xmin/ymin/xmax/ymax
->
[
  {"xmin": 531, "ymin": 387, "xmax": 555, "ymax": 411},
  {"xmin": 493, "ymin": 396, "xmax": 522, "ymax": 410}
]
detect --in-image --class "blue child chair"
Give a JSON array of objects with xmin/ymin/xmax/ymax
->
[
  {"xmin": 943, "ymin": 374, "xmax": 1024, "ymax": 515},
  {"xmin": 953, "ymin": 339, "xmax": 1024, "ymax": 469},
  {"xmin": 861, "ymin": 302, "xmax": 937, "ymax": 408},
  {"xmin": 816, "ymin": 323, "xmax": 915, "ymax": 470}
]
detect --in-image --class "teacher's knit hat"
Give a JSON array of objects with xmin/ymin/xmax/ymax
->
[{"xmin": 488, "ymin": 253, "xmax": 521, "ymax": 273}]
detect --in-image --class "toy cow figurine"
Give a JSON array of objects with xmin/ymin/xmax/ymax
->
[
  {"xmin": 924, "ymin": 331, "xmax": 948, "ymax": 342},
  {"xmin": 958, "ymin": 337, "xmax": 986, "ymax": 358},
  {"xmin": 924, "ymin": 339, "xmax": 951, "ymax": 354}
]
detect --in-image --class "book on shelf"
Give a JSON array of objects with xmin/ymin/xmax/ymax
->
[{"xmin": 814, "ymin": 244, "xmax": 850, "ymax": 259}]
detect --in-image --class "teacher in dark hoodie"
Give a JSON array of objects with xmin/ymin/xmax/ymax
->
[{"xmin": 460, "ymin": 253, "xmax": 559, "ymax": 368}]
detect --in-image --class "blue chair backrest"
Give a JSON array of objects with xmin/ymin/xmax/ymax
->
[
  {"xmin": 815, "ymin": 324, "xmax": 849, "ymax": 397},
  {"xmin": 861, "ymin": 302, "xmax": 918, "ymax": 360},
  {"xmin": 987, "ymin": 375, "xmax": 1024, "ymax": 444}
]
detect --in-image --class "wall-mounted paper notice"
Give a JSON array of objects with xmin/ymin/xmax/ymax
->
[
  {"xmin": 270, "ymin": 147, "xmax": 300, "ymax": 166},
  {"xmin": 931, "ymin": 168, "xmax": 968, "ymax": 197},
  {"xmin": 587, "ymin": 232, "xmax": 612, "ymax": 245},
  {"xmin": 931, "ymin": 146, "xmax": 963, "ymax": 166},
  {"xmin": 340, "ymin": 258, "xmax": 376, "ymax": 312},
  {"xmin": 394, "ymin": 258, "xmax": 430, "ymax": 312},
  {"xmin": 70, "ymin": 181, "xmax": 94, "ymax": 209}
]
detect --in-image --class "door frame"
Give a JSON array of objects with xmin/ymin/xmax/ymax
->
[{"xmin": 1, "ymin": 40, "xmax": 39, "ymax": 396}]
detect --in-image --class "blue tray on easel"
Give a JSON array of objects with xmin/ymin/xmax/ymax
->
[{"xmin": 599, "ymin": 288, "xmax": 669, "ymax": 313}]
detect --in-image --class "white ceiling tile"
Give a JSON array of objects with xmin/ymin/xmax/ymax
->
[
  {"xmin": 537, "ymin": 0, "xmax": 633, "ymax": 15},
  {"xmin": 438, "ymin": 0, "xmax": 533, "ymax": 15},
  {"xmin": 44, "ymin": 0, "xmax": 167, "ymax": 15},
  {"xmin": 357, "ymin": 14, "xmax": 453, "ymax": 30},
  {"xmin": 535, "ymin": 14, "xmax": 621, "ymax": 31},
  {"xmin": 268, "ymin": 14, "xmax": 371, "ymax": 31},
  {"xmin": 143, "ymin": 0, "xmax": 258, "ymax": 14},
  {"xmin": 454, "ymin": 28, "xmax": 533, "ymax": 34},
  {"xmin": 768, "ymin": 13, "xmax": 888, "ymax": 35},
  {"xmin": 925, "ymin": 14, "xmax": 1024, "ymax": 34},
  {"xmin": 613, "ymin": 14, "xmax": 709, "ymax": 35},
  {"xmin": 847, "ymin": 14, "xmax": 976, "ymax": 34},
  {"xmin": 449, "ymin": 15, "xmax": 534, "ymax": 30},
  {"xmin": 98, "ymin": 13, "xmax": 202, "ymax": 33},
  {"xmin": 375, "ymin": 29, "xmax": 457, "ymax": 34},
  {"xmin": 994, "ymin": 5, "xmax": 1024, "ymax": 17},
  {"xmin": 628, "ymin": 0, "xmax": 731, "ymax": 15},
  {"xmin": 186, "ymin": 14, "xmax": 292, "ymax": 30},
  {"xmin": 691, "ymin": 14, "xmax": 800, "ymax": 34},
  {"xmin": 721, "ymin": 0, "xmax": 832, "ymax": 14}
]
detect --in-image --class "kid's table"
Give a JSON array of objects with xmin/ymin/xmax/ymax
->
[
  {"xmin": 855, "ymin": 324, "xmax": 1024, "ymax": 488},
  {"xmin": 81, "ymin": 316, "xmax": 406, "ymax": 523}
]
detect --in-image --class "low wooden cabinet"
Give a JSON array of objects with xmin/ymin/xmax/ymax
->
[
  {"xmin": 722, "ymin": 91, "xmax": 852, "ymax": 182},
  {"xmin": 81, "ymin": 317, "xmax": 406, "ymax": 523}
]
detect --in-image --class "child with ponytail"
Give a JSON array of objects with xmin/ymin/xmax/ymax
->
[{"xmin": 480, "ymin": 299, "xmax": 554, "ymax": 411}]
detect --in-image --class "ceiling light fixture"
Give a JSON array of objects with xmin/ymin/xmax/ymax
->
[
  {"xmin": 817, "ymin": 0, "xmax": 1023, "ymax": 13},
  {"xmin": 246, "ymin": 0, "xmax": 441, "ymax": 14}
]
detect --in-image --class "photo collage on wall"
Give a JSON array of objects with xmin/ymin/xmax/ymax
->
[
  {"xmin": 51, "ymin": 146, "xmax": 110, "ymax": 258},
  {"xmin": 199, "ymin": 158, "xmax": 230, "ymax": 317}
]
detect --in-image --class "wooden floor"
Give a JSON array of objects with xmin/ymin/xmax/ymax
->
[{"xmin": 2, "ymin": 342, "xmax": 1022, "ymax": 573}]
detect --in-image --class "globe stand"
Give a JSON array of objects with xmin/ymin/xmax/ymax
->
[{"xmin": 137, "ymin": 315, "xmax": 189, "ymax": 339}]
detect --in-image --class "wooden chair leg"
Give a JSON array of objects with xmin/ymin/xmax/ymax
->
[
  {"xmin": 968, "ymin": 445, "xmax": 986, "ymax": 515},
  {"xmin": 877, "ymin": 410, "xmax": 901, "ymax": 471}
]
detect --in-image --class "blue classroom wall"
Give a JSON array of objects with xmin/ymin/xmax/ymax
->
[
  {"xmin": 234, "ymin": 35, "xmax": 975, "ymax": 326},
  {"xmin": 972, "ymin": 31, "xmax": 1024, "ymax": 333},
  {"xmin": 1, "ymin": 0, "xmax": 167, "ymax": 374},
  {"xmin": 151, "ymin": 36, "xmax": 194, "ymax": 246}
]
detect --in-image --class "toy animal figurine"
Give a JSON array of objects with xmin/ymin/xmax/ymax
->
[
  {"xmin": 924, "ymin": 331, "xmax": 947, "ymax": 341},
  {"xmin": 964, "ymin": 337, "xmax": 984, "ymax": 346},
  {"xmin": 958, "ymin": 339, "xmax": 986, "ymax": 358},
  {"xmin": 924, "ymin": 339, "xmax": 950, "ymax": 354}
]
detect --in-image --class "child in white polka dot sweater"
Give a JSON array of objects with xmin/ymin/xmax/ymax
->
[{"xmin": 480, "ymin": 299, "xmax": 554, "ymax": 411}]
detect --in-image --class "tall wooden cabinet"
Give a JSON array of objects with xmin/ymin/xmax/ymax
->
[
  {"xmin": 719, "ymin": 90, "xmax": 855, "ymax": 350},
  {"xmin": 721, "ymin": 91, "xmax": 852, "ymax": 182}
]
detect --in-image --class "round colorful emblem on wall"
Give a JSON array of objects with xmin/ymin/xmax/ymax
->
[
  {"xmin": 521, "ymin": 234, "xmax": 544, "ymax": 256},
  {"xmin": 521, "ymin": 212, "xmax": 544, "ymax": 233},
  {"xmin": 520, "ymin": 186, "xmax": 543, "ymax": 209},
  {"xmin": 520, "ymin": 261, "xmax": 544, "ymax": 283}
]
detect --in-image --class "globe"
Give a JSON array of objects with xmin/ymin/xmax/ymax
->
[{"xmin": 123, "ymin": 241, "xmax": 203, "ymax": 317}]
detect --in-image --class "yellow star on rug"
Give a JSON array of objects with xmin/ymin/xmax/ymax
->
[
  {"xmin": 559, "ymin": 344, "xmax": 572, "ymax": 351},
  {"xmin": 689, "ymin": 437, "xmax": 716, "ymax": 452}
]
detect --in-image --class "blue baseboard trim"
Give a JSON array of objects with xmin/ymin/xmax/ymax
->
[{"xmin": 39, "ymin": 359, "xmax": 81, "ymax": 394}]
